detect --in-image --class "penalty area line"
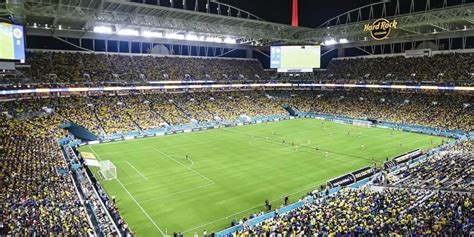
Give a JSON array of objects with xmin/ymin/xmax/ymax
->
[
  {"xmin": 150, "ymin": 147, "xmax": 215, "ymax": 184},
  {"xmin": 125, "ymin": 160, "xmax": 148, "ymax": 181}
]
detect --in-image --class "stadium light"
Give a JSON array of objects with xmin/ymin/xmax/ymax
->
[
  {"xmin": 223, "ymin": 37, "xmax": 237, "ymax": 44},
  {"xmin": 323, "ymin": 38, "xmax": 337, "ymax": 45},
  {"xmin": 117, "ymin": 29, "xmax": 139, "ymax": 36},
  {"xmin": 339, "ymin": 38, "xmax": 349, "ymax": 44},
  {"xmin": 186, "ymin": 33, "xmax": 204, "ymax": 41},
  {"xmin": 165, "ymin": 32, "xmax": 185, "ymax": 40},
  {"xmin": 206, "ymin": 36, "xmax": 222, "ymax": 43},
  {"xmin": 142, "ymin": 31, "xmax": 163, "ymax": 38},
  {"xmin": 93, "ymin": 26, "xmax": 113, "ymax": 34}
]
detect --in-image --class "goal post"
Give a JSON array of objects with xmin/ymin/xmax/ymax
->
[
  {"xmin": 353, "ymin": 120, "xmax": 372, "ymax": 128},
  {"xmin": 100, "ymin": 160, "xmax": 117, "ymax": 181}
]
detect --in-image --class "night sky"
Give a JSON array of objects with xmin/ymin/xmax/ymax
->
[
  {"xmin": 131, "ymin": 0, "xmax": 472, "ymax": 27},
  {"xmin": 215, "ymin": 0, "xmax": 470, "ymax": 27},
  {"xmin": 218, "ymin": 0, "xmax": 377, "ymax": 27}
]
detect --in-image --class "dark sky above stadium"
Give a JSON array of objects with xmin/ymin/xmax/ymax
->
[
  {"xmin": 218, "ymin": 0, "xmax": 382, "ymax": 27},
  {"xmin": 217, "ymin": 0, "xmax": 466, "ymax": 27},
  {"xmin": 132, "ymin": 0, "xmax": 470, "ymax": 28}
]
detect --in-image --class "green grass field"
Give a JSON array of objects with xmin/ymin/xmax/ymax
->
[{"xmin": 79, "ymin": 118, "xmax": 444, "ymax": 236}]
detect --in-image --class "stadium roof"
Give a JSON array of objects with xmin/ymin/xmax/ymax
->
[
  {"xmin": 1, "ymin": 0, "xmax": 473, "ymax": 48},
  {"xmin": 2, "ymin": 0, "xmax": 317, "ymax": 47},
  {"xmin": 302, "ymin": 3, "xmax": 474, "ymax": 48}
]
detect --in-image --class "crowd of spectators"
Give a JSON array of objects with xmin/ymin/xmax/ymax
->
[
  {"xmin": 118, "ymin": 94, "xmax": 166, "ymax": 130},
  {"xmin": 323, "ymin": 53, "xmax": 474, "ymax": 82},
  {"xmin": 283, "ymin": 90, "xmax": 473, "ymax": 131},
  {"xmin": 238, "ymin": 141, "xmax": 473, "ymax": 236},
  {"xmin": 10, "ymin": 50, "xmax": 473, "ymax": 85},
  {"xmin": 76, "ymin": 164, "xmax": 117, "ymax": 234},
  {"xmin": 90, "ymin": 95, "xmax": 141, "ymax": 135},
  {"xmin": 21, "ymin": 51, "xmax": 266, "ymax": 83},
  {"xmin": 388, "ymin": 141, "xmax": 473, "ymax": 192},
  {"xmin": 1, "ymin": 90, "xmax": 471, "ymax": 137},
  {"xmin": 241, "ymin": 188, "xmax": 472, "ymax": 236},
  {"xmin": 54, "ymin": 96, "xmax": 104, "ymax": 135},
  {"xmin": 0, "ymin": 115, "xmax": 92, "ymax": 235}
]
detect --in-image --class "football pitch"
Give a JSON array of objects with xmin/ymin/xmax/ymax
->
[{"xmin": 79, "ymin": 118, "xmax": 444, "ymax": 236}]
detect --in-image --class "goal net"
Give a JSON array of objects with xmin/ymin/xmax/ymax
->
[
  {"xmin": 353, "ymin": 120, "xmax": 372, "ymax": 128},
  {"xmin": 100, "ymin": 160, "xmax": 117, "ymax": 181}
]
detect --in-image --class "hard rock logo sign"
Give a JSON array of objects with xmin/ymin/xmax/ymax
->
[{"xmin": 363, "ymin": 18, "xmax": 398, "ymax": 40}]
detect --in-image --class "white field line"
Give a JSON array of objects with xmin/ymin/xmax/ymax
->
[
  {"xmin": 138, "ymin": 182, "xmax": 215, "ymax": 204},
  {"xmin": 150, "ymin": 147, "xmax": 215, "ymax": 184},
  {"xmin": 181, "ymin": 181, "xmax": 323, "ymax": 234},
  {"xmin": 121, "ymin": 179, "xmax": 149, "ymax": 186},
  {"xmin": 181, "ymin": 134, "xmax": 436, "ymax": 234},
  {"xmin": 125, "ymin": 161, "xmax": 148, "ymax": 181},
  {"xmin": 248, "ymin": 128, "xmax": 429, "ymax": 162},
  {"xmin": 89, "ymin": 146, "xmax": 102, "ymax": 161},
  {"xmin": 89, "ymin": 127, "xmax": 435, "ymax": 235},
  {"xmin": 169, "ymin": 155, "xmax": 194, "ymax": 168},
  {"xmin": 119, "ymin": 160, "xmax": 197, "ymax": 186},
  {"xmin": 89, "ymin": 146, "xmax": 166, "ymax": 236},
  {"xmin": 99, "ymin": 147, "xmax": 154, "ymax": 156},
  {"xmin": 118, "ymin": 133, "xmax": 423, "ymax": 182},
  {"xmin": 116, "ymin": 178, "xmax": 166, "ymax": 236}
]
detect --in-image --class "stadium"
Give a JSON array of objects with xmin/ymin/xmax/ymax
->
[{"xmin": 0, "ymin": 0, "xmax": 473, "ymax": 236}]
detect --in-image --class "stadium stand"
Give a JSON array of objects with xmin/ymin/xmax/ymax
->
[
  {"xmin": 3, "ymin": 50, "xmax": 472, "ymax": 84},
  {"xmin": 20, "ymin": 50, "xmax": 267, "ymax": 83},
  {"xmin": 0, "ymin": 51, "xmax": 468, "ymax": 84},
  {"xmin": 284, "ymin": 91, "xmax": 473, "ymax": 131},
  {"xmin": 1, "ymin": 90, "xmax": 472, "ymax": 136},
  {"xmin": 324, "ymin": 52, "xmax": 474, "ymax": 83},
  {"xmin": 0, "ymin": 116, "xmax": 92, "ymax": 235},
  {"xmin": 1, "ymin": 88, "xmax": 472, "ymax": 236},
  {"xmin": 386, "ymin": 141, "xmax": 473, "ymax": 192}
]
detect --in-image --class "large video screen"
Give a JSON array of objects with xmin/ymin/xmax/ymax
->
[
  {"xmin": 270, "ymin": 45, "xmax": 320, "ymax": 72},
  {"xmin": 0, "ymin": 22, "xmax": 25, "ymax": 62}
]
